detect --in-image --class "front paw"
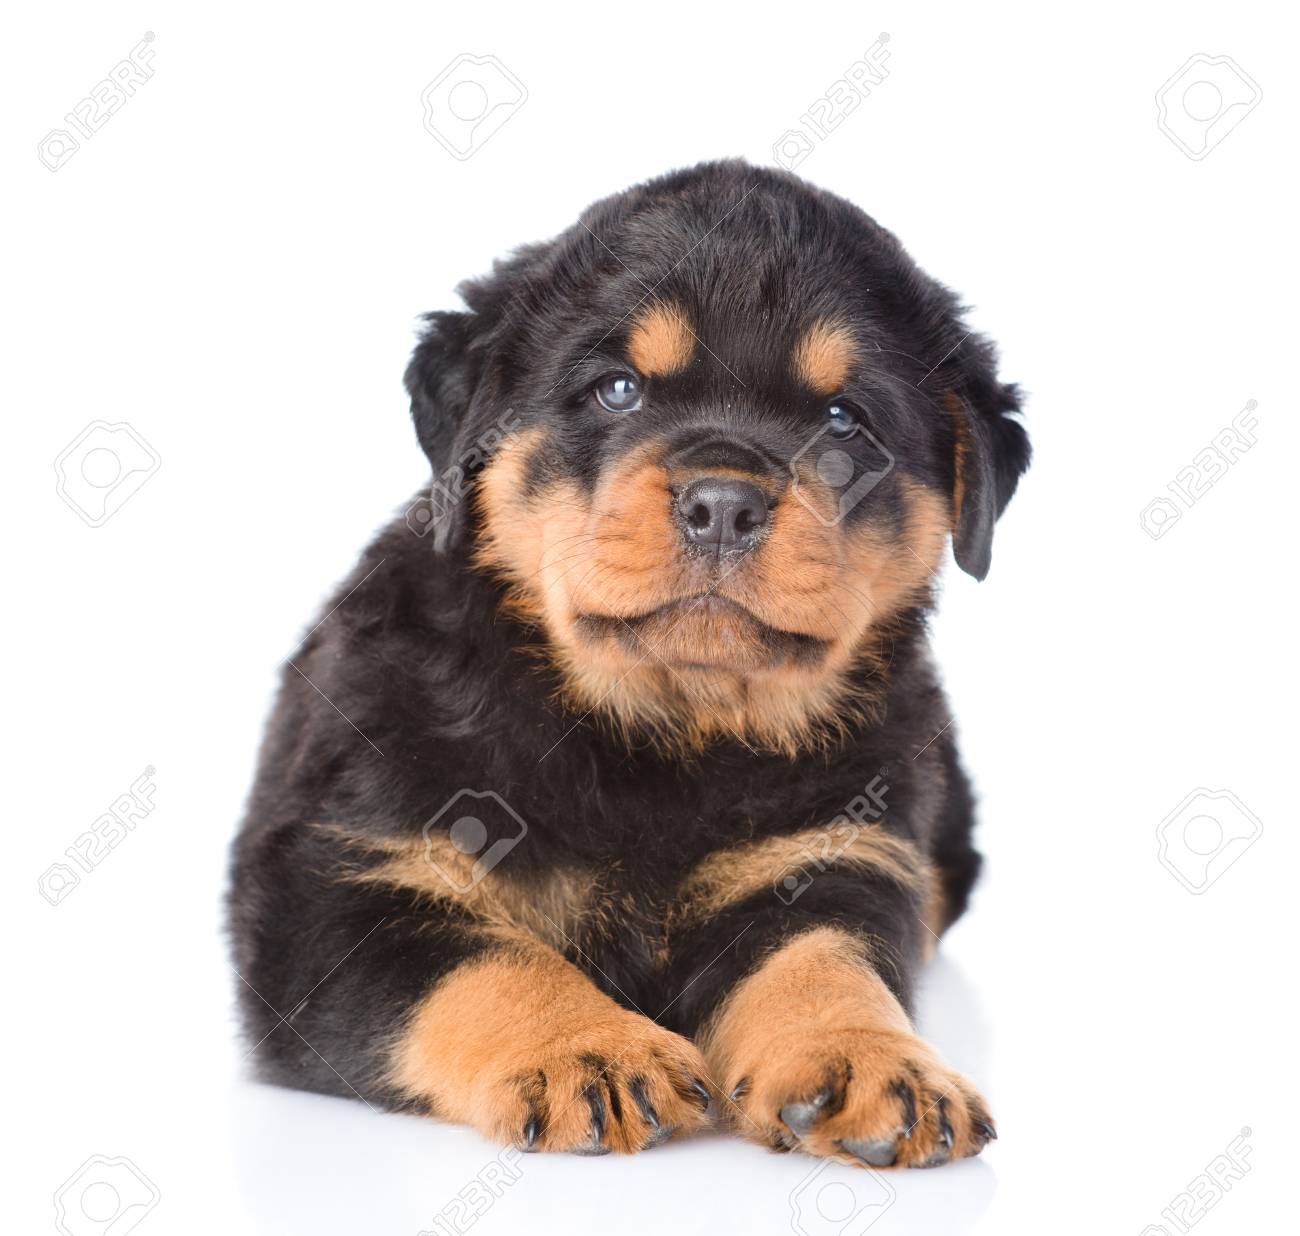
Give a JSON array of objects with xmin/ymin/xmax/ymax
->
[
  {"xmin": 393, "ymin": 947, "xmax": 714, "ymax": 1154},
  {"xmin": 482, "ymin": 1016, "xmax": 714, "ymax": 1154},
  {"xmin": 723, "ymin": 1028, "xmax": 995, "ymax": 1168}
]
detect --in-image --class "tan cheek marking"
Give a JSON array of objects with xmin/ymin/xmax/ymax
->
[
  {"xmin": 793, "ymin": 320, "xmax": 857, "ymax": 394},
  {"xmin": 473, "ymin": 428, "xmax": 551, "ymax": 581},
  {"xmin": 728, "ymin": 476, "xmax": 844, "ymax": 639},
  {"xmin": 627, "ymin": 304, "xmax": 695, "ymax": 377},
  {"xmin": 675, "ymin": 825, "xmax": 932, "ymax": 926},
  {"xmin": 730, "ymin": 475, "xmax": 947, "ymax": 652},
  {"xmin": 839, "ymin": 480, "xmax": 949, "ymax": 626},
  {"xmin": 565, "ymin": 458, "xmax": 679, "ymax": 616}
]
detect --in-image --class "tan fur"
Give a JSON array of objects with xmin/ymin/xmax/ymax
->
[
  {"xmin": 473, "ymin": 431, "xmax": 949, "ymax": 755},
  {"xmin": 327, "ymin": 825, "xmax": 591, "ymax": 951},
  {"xmin": 675, "ymin": 824, "xmax": 933, "ymax": 925},
  {"xmin": 627, "ymin": 303, "xmax": 694, "ymax": 376},
  {"xmin": 793, "ymin": 320, "xmax": 857, "ymax": 393},
  {"xmin": 703, "ymin": 927, "xmax": 991, "ymax": 1167},
  {"xmin": 946, "ymin": 393, "xmax": 969, "ymax": 525},
  {"xmin": 390, "ymin": 934, "xmax": 711, "ymax": 1152}
]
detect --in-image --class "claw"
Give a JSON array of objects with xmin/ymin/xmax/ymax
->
[
  {"xmin": 582, "ymin": 1080, "xmax": 608, "ymax": 1149},
  {"xmin": 909, "ymin": 1098, "xmax": 954, "ymax": 1169},
  {"xmin": 604, "ymin": 1074, "xmax": 623, "ymax": 1125},
  {"xmin": 889, "ymin": 1076, "xmax": 918, "ymax": 1134},
  {"xmin": 689, "ymin": 1076, "xmax": 712, "ymax": 1110},
  {"xmin": 936, "ymin": 1098, "xmax": 954, "ymax": 1150},
  {"xmin": 628, "ymin": 1076, "xmax": 660, "ymax": 1130},
  {"xmin": 521, "ymin": 1114, "xmax": 541, "ymax": 1151}
]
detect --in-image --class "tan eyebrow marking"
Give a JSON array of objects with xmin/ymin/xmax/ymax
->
[
  {"xmin": 793, "ymin": 320, "xmax": 857, "ymax": 394},
  {"xmin": 627, "ymin": 303, "xmax": 695, "ymax": 377}
]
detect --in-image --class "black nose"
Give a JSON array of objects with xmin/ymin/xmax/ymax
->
[{"xmin": 677, "ymin": 478, "xmax": 769, "ymax": 554}]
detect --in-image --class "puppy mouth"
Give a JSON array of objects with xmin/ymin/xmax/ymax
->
[{"xmin": 573, "ymin": 595, "xmax": 829, "ymax": 671}]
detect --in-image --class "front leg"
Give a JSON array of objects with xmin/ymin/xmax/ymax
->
[
  {"xmin": 663, "ymin": 827, "xmax": 995, "ymax": 1168},
  {"xmin": 391, "ymin": 932, "xmax": 713, "ymax": 1153},
  {"xmin": 233, "ymin": 825, "xmax": 711, "ymax": 1154}
]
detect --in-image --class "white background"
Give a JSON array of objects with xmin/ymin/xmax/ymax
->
[{"xmin": 5, "ymin": 2, "xmax": 1295, "ymax": 1233}]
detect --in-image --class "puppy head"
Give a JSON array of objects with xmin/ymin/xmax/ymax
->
[{"xmin": 406, "ymin": 161, "xmax": 1029, "ymax": 752}]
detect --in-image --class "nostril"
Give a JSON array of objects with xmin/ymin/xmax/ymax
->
[{"xmin": 677, "ymin": 478, "xmax": 769, "ymax": 553}]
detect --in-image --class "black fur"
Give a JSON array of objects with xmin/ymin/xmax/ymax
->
[{"xmin": 228, "ymin": 160, "xmax": 1029, "ymax": 1111}]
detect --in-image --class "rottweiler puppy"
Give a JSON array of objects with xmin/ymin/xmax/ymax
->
[{"xmin": 229, "ymin": 159, "xmax": 1029, "ymax": 1167}]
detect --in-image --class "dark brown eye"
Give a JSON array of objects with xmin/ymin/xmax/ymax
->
[{"xmin": 594, "ymin": 373, "xmax": 642, "ymax": 413}]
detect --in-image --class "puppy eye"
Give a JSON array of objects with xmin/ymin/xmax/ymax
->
[
  {"xmin": 594, "ymin": 373, "xmax": 643, "ymax": 414},
  {"xmin": 825, "ymin": 400, "xmax": 863, "ymax": 439}
]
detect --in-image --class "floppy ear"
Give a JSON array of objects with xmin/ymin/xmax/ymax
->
[
  {"xmin": 406, "ymin": 246, "xmax": 554, "ymax": 551},
  {"xmin": 405, "ymin": 310, "xmax": 485, "ymax": 552},
  {"xmin": 946, "ymin": 346, "xmax": 1031, "ymax": 581},
  {"xmin": 407, "ymin": 311, "xmax": 475, "ymax": 470}
]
